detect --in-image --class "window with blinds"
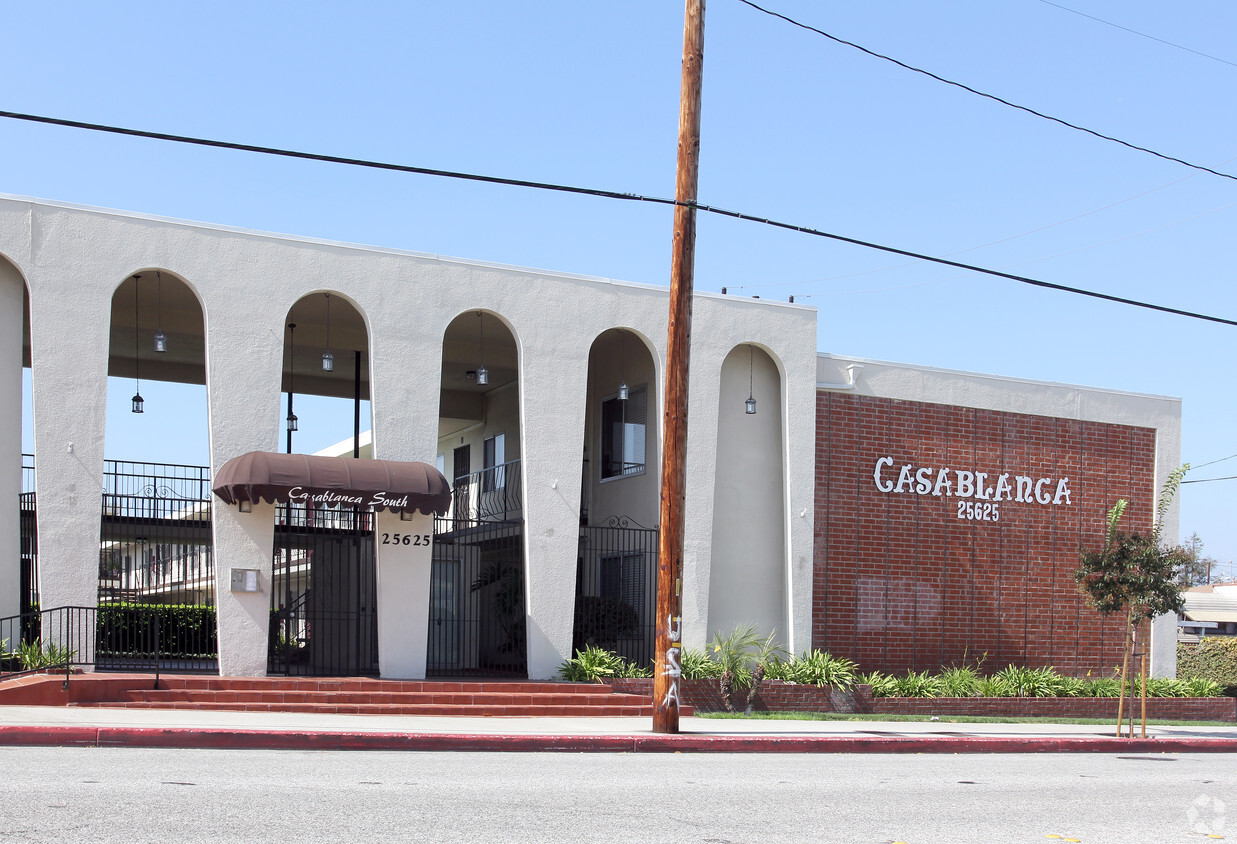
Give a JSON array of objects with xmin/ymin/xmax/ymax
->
[{"xmin": 600, "ymin": 385, "xmax": 646, "ymax": 480}]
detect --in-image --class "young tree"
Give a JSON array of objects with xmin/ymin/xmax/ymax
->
[{"xmin": 1075, "ymin": 466, "xmax": 1189, "ymax": 737}]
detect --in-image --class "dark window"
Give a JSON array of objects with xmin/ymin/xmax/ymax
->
[{"xmin": 600, "ymin": 386, "xmax": 646, "ymax": 480}]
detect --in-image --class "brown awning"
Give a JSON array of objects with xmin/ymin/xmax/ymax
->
[{"xmin": 212, "ymin": 451, "xmax": 452, "ymax": 516}]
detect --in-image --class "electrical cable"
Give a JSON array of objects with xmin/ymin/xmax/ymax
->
[
  {"xmin": 1188, "ymin": 452, "xmax": 1237, "ymax": 471},
  {"xmin": 734, "ymin": 0, "xmax": 1237, "ymax": 184},
  {"xmin": 1, "ymin": 108, "xmax": 1235, "ymax": 327},
  {"xmin": 1034, "ymin": 0, "xmax": 1237, "ymax": 70},
  {"xmin": 1182, "ymin": 475, "xmax": 1237, "ymax": 484}
]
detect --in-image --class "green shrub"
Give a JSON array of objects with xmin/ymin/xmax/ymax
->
[
  {"xmin": 991, "ymin": 665, "xmax": 1067, "ymax": 697},
  {"xmin": 1083, "ymin": 675, "xmax": 1122, "ymax": 698},
  {"xmin": 1178, "ymin": 638, "xmax": 1237, "ymax": 689},
  {"xmin": 768, "ymin": 649, "xmax": 858, "ymax": 689},
  {"xmin": 1178, "ymin": 677, "xmax": 1222, "ymax": 697},
  {"xmin": 16, "ymin": 640, "xmax": 76, "ymax": 670},
  {"xmin": 860, "ymin": 670, "xmax": 898, "ymax": 698},
  {"xmin": 680, "ymin": 647, "xmax": 723, "ymax": 680},
  {"xmin": 557, "ymin": 645, "xmax": 624, "ymax": 682},
  {"xmin": 96, "ymin": 603, "xmax": 217, "ymax": 658},
  {"xmin": 572, "ymin": 595, "xmax": 639, "ymax": 653},
  {"xmin": 556, "ymin": 645, "xmax": 648, "ymax": 682},
  {"xmin": 891, "ymin": 670, "xmax": 941, "ymax": 698},
  {"xmin": 937, "ymin": 666, "xmax": 981, "ymax": 697}
]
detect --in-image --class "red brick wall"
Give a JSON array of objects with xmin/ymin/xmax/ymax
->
[{"xmin": 814, "ymin": 392, "xmax": 1157, "ymax": 676}]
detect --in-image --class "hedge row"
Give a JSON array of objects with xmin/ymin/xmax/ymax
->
[
  {"xmin": 1178, "ymin": 638, "xmax": 1237, "ymax": 689},
  {"xmin": 96, "ymin": 603, "xmax": 218, "ymax": 658}
]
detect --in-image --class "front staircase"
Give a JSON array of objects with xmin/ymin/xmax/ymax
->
[{"xmin": 0, "ymin": 673, "xmax": 691, "ymax": 717}]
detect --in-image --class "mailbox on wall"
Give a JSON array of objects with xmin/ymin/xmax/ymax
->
[{"xmin": 230, "ymin": 568, "xmax": 261, "ymax": 593}]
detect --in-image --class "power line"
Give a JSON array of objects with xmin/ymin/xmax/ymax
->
[
  {"xmin": 2, "ymin": 108, "xmax": 1235, "ymax": 328},
  {"xmin": 1035, "ymin": 0, "xmax": 1237, "ymax": 70},
  {"xmin": 1189, "ymin": 452, "xmax": 1237, "ymax": 471},
  {"xmin": 1183, "ymin": 475, "xmax": 1237, "ymax": 484},
  {"xmin": 734, "ymin": 0, "xmax": 1237, "ymax": 184}
]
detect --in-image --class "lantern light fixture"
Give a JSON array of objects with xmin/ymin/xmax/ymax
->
[
  {"xmin": 153, "ymin": 271, "xmax": 167, "ymax": 353},
  {"xmin": 475, "ymin": 311, "xmax": 488, "ymax": 386},
  {"xmin": 745, "ymin": 344, "xmax": 757, "ymax": 415},
  {"xmin": 617, "ymin": 330, "xmax": 629, "ymax": 401},
  {"xmin": 321, "ymin": 293, "xmax": 335, "ymax": 372},
  {"xmin": 132, "ymin": 274, "xmax": 144, "ymax": 413},
  {"xmin": 286, "ymin": 322, "xmax": 299, "ymax": 434}
]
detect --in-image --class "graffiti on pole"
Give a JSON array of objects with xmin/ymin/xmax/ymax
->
[{"xmin": 660, "ymin": 614, "xmax": 683, "ymax": 710}]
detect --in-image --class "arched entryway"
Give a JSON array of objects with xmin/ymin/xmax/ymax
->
[
  {"xmin": 707, "ymin": 343, "xmax": 789, "ymax": 645},
  {"xmin": 2, "ymin": 256, "xmax": 31, "ymax": 628},
  {"xmin": 429, "ymin": 310, "xmax": 526, "ymax": 677},
  {"xmin": 99, "ymin": 271, "xmax": 213, "ymax": 670},
  {"xmin": 574, "ymin": 327, "xmax": 661, "ymax": 665},
  {"xmin": 270, "ymin": 292, "xmax": 376, "ymax": 676}
]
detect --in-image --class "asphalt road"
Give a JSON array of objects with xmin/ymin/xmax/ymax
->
[{"xmin": 0, "ymin": 747, "xmax": 1233, "ymax": 843}]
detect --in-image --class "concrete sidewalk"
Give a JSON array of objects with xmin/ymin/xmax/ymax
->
[{"xmin": 2, "ymin": 704, "xmax": 1236, "ymax": 753}]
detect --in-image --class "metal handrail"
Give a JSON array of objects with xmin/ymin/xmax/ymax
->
[{"xmin": 450, "ymin": 459, "xmax": 523, "ymax": 522}]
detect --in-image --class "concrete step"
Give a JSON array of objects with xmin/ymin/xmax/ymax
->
[
  {"xmin": 37, "ymin": 674, "xmax": 690, "ymax": 716},
  {"xmin": 116, "ymin": 688, "xmax": 647, "ymax": 707}
]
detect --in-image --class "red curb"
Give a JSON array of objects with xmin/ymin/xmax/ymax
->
[
  {"xmin": 0, "ymin": 726, "xmax": 101, "ymax": 747},
  {"xmin": 3, "ymin": 725, "xmax": 1237, "ymax": 753}
]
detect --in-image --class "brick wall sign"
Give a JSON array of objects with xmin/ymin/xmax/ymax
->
[{"xmin": 814, "ymin": 392, "xmax": 1156, "ymax": 676}]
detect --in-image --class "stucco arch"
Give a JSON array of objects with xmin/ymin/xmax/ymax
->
[
  {"xmin": 1, "ymin": 254, "xmax": 30, "ymax": 621},
  {"xmin": 706, "ymin": 342, "xmax": 789, "ymax": 647},
  {"xmin": 107, "ymin": 269, "xmax": 208, "ymax": 389},
  {"xmin": 278, "ymin": 290, "xmax": 374, "ymax": 455}
]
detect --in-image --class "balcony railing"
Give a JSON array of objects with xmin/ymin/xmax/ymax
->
[{"xmin": 449, "ymin": 459, "xmax": 522, "ymax": 524}]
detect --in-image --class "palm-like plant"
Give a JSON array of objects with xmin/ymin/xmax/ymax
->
[
  {"xmin": 744, "ymin": 631, "xmax": 789, "ymax": 715},
  {"xmin": 709, "ymin": 624, "xmax": 761, "ymax": 713}
]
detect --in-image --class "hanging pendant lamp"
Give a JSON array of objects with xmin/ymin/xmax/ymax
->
[
  {"xmin": 132, "ymin": 275, "xmax": 144, "ymax": 413},
  {"xmin": 476, "ymin": 311, "xmax": 488, "ymax": 386},
  {"xmin": 153, "ymin": 271, "xmax": 167, "ymax": 353},
  {"xmin": 745, "ymin": 345, "xmax": 757, "ymax": 415},
  {"xmin": 617, "ymin": 330, "xmax": 629, "ymax": 401},
  {"xmin": 321, "ymin": 293, "xmax": 335, "ymax": 372},
  {"xmin": 286, "ymin": 322, "xmax": 298, "ymax": 432}
]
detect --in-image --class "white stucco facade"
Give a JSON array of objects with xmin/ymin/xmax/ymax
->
[{"xmin": 0, "ymin": 194, "xmax": 817, "ymax": 678}]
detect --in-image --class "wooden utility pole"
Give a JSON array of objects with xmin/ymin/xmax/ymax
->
[{"xmin": 653, "ymin": 0, "xmax": 706, "ymax": 734}]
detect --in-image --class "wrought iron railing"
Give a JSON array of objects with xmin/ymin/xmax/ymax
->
[
  {"xmin": 102, "ymin": 459, "xmax": 212, "ymax": 501},
  {"xmin": 449, "ymin": 459, "xmax": 522, "ymax": 523},
  {"xmin": 0, "ymin": 606, "xmax": 96, "ymax": 688},
  {"xmin": 21, "ymin": 452, "xmax": 34, "ymax": 494},
  {"xmin": 575, "ymin": 516, "xmax": 659, "ymax": 667},
  {"xmin": 98, "ymin": 460, "xmax": 218, "ymax": 666}
]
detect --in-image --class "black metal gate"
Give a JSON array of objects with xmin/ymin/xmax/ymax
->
[
  {"xmin": 575, "ymin": 517, "xmax": 659, "ymax": 667},
  {"xmin": 269, "ymin": 503, "xmax": 378, "ymax": 676},
  {"xmin": 20, "ymin": 454, "xmax": 37, "ymax": 618},
  {"xmin": 96, "ymin": 460, "xmax": 217, "ymax": 671},
  {"xmin": 428, "ymin": 518, "xmax": 527, "ymax": 677}
]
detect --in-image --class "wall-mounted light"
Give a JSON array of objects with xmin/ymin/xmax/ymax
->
[
  {"xmin": 153, "ymin": 271, "xmax": 167, "ymax": 353},
  {"xmin": 132, "ymin": 274, "xmax": 144, "ymax": 413},
  {"xmin": 321, "ymin": 292, "xmax": 335, "ymax": 372},
  {"xmin": 476, "ymin": 311, "xmax": 488, "ymax": 385},
  {"xmin": 745, "ymin": 344, "xmax": 757, "ymax": 415},
  {"xmin": 399, "ymin": 509, "xmax": 416, "ymax": 522},
  {"xmin": 239, "ymin": 500, "xmax": 253, "ymax": 513}
]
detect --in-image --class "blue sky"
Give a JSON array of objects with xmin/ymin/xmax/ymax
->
[{"xmin": 5, "ymin": 1, "xmax": 1236, "ymax": 572}]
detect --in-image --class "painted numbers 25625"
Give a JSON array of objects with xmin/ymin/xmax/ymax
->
[
  {"xmin": 381, "ymin": 532, "xmax": 432, "ymax": 546},
  {"xmin": 957, "ymin": 501, "xmax": 1000, "ymax": 522}
]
